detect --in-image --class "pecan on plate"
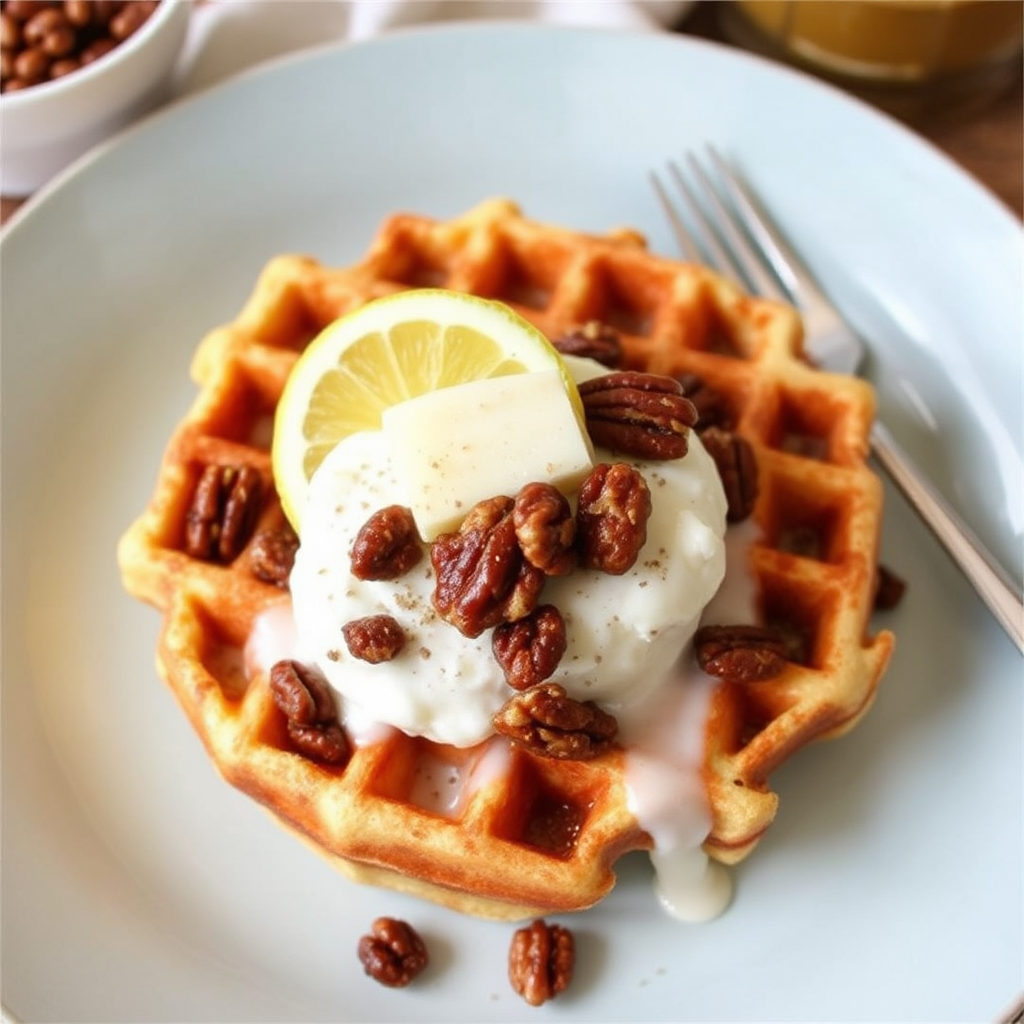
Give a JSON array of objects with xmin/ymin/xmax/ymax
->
[
  {"xmin": 551, "ymin": 321, "xmax": 623, "ymax": 368},
  {"xmin": 342, "ymin": 614, "xmax": 406, "ymax": 664},
  {"xmin": 350, "ymin": 505, "xmax": 422, "ymax": 580},
  {"xmin": 699, "ymin": 427, "xmax": 758, "ymax": 522},
  {"xmin": 579, "ymin": 371, "xmax": 697, "ymax": 460},
  {"xmin": 430, "ymin": 496, "xmax": 544, "ymax": 638},
  {"xmin": 694, "ymin": 624, "xmax": 788, "ymax": 683},
  {"xmin": 248, "ymin": 525, "xmax": 299, "ymax": 588},
  {"xmin": 185, "ymin": 463, "xmax": 263, "ymax": 563},
  {"xmin": 513, "ymin": 482, "xmax": 576, "ymax": 576},
  {"xmin": 357, "ymin": 917, "xmax": 429, "ymax": 988},
  {"xmin": 493, "ymin": 682, "xmax": 617, "ymax": 760},
  {"xmin": 576, "ymin": 463, "xmax": 651, "ymax": 575},
  {"xmin": 492, "ymin": 605, "xmax": 567, "ymax": 690},
  {"xmin": 268, "ymin": 659, "xmax": 348, "ymax": 763},
  {"xmin": 508, "ymin": 919, "xmax": 575, "ymax": 1007},
  {"xmin": 874, "ymin": 563, "xmax": 907, "ymax": 611}
]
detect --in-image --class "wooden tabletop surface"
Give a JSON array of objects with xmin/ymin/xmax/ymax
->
[{"xmin": 2, "ymin": 1, "xmax": 1021, "ymax": 226}]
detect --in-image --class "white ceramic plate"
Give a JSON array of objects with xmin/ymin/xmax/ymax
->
[{"xmin": 3, "ymin": 23, "xmax": 1021, "ymax": 1023}]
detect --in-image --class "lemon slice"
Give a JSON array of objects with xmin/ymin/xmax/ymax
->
[{"xmin": 272, "ymin": 288, "xmax": 581, "ymax": 531}]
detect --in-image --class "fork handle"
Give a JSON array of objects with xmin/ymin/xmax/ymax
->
[{"xmin": 870, "ymin": 421, "xmax": 1024, "ymax": 655}]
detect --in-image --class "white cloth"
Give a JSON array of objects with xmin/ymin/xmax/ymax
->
[{"xmin": 174, "ymin": 0, "xmax": 694, "ymax": 97}]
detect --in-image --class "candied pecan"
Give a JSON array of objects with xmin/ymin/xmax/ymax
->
[
  {"xmin": 676, "ymin": 372, "xmax": 732, "ymax": 432},
  {"xmin": 350, "ymin": 505, "xmax": 422, "ymax": 580},
  {"xmin": 493, "ymin": 682, "xmax": 617, "ymax": 760},
  {"xmin": 513, "ymin": 482, "xmax": 576, "ymax": 576},
  {"xmin": 357, "ymin": 917, "xmax": 429, "ymax": 988},
  {"xmin": 248, "ymin": 525, "xmax": 299, "ymax": 588},
  {"xmin": 185, "ymin": 464, "xmax": 263, "ymax": 563},
  {"xmin": 576, "ymin": 463, "xmax": 651, "ymax": 575},
  {"xmin": 268, "ymin": 660, "xmax": 348, "ymax": 763},
  {"xmin": 699, "ymin": 426, "xmax": 759, "ymax": 522},
  {"xmin": 492, "ymin": 605, "xmax": 567, "ymax": 690},
  {"xmin": 342, "ymin": 614, "xmax": 406, "ymax": 663},
  {"xmin": 551, "ymin": 321, "xmax": 623, "ymax": 368},
  {"xmin": 694, "ymin": 624, "xmax": 788, "ymax": 682},
  {"xmin": 579, "ymin": 371, "xmax": 697, "ymax": 460},
  {"xmin": 508, "ymin": 919, "xmax": 575, "ymax": 1007},
  {"xmin": 430, "ymin": 496, "xmax": 544, "ymax": 638},
  {"xmin": 874, "ymin": 563, "xmax": 907, "ymax": 611}
]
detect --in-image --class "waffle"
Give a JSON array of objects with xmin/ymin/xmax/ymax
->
[{"xmin": 118, "ymin": 198, "xmax": 894, "ymax": 919}]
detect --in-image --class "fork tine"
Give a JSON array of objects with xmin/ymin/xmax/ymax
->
[
  {"xmin": 649, "ymin": 170, "xmax": 701, "ymax": 263},
  {"xmin": 682, "ymin": 152, "xmax": 787, "ymax": 303},
  {"xmin": 706, "ymin": 145, "xmax": 831, "ymax": 312}
]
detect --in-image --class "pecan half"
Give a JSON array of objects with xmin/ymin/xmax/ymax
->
[
  {"xmin": 492, "ymin": 605, "xmax": 567, "ymax": 690},
  {"xmin": 357, "ymin": 917, "xmax": 429, "ymax": 988},
  {"xmin": 430, "ymin": 496, "xmax": 544, "ymax": 638},
  {"xmin": 579, "ymin": 371, "xmax": 697, "ymax": 460},
  {"xmin": 509, "ymin": 919, "xmax": 575, "ymax": 1007},
  {"xmin": 248, "ymin": 525, "xmax": 299, "ymax": 588},
  {"xmin": 513, "ymin": 482, "xmax": 576, "ymax": 576},
  {"xmin": 185, "ymin": 464, "xmax": 263, "ymax": 563},
  {"xmin": 551, "ymin": 321, "xmax": 623, "ymax": 368},
  {"xmin": 350, "ymin": 505, "xmax": 422, "ymax": 580},
  {"xmin": 493, "ymin": 682, "xmax": 618, "ymax": 760},
  {"xmin": 874, "ymin": 563, "xmax": 907, "ymax": 611},
  {"xmin": 576, "ymin": 463, "xmax": 651, "ymax": 575},
  {"xmin": 694, "ymin": 624, "xmax": 788, "ymax": 682},
  {"xmin": 342, "ymin": 614, "xmax": 406, "ymax": 663},
  {"xmin": 676, "ymin": 372, "xmax": 732, "ymax": 432},
  {"xmin": 268, "ymin": 659, "xmax": 348, "ymax": 763},
  {"xmin": 699, "ymin": 426, "xmax": 759, "ymax": 522}
]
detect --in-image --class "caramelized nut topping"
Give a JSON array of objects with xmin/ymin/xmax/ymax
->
[
  {"xmin": 699, "ymin": 427, "xmax": 759, "ymax": 522},
  {"xmin": 430, "ymin": 496, "xmax": 544, "ymax": 638},
  {"xmin": 493, "ymin": 682, "xmax": 618, "ymax": 760},
  {"xmin": 492, "ymin": 605, "xmax": 567, "ymax": 690},
  {"xmin": 694, "ymin": 624, "xmax": 789, "ymax": 682},
  {"xmin": 676, "ymin": 372, "xmax": 732, "ymax": 432},
  {"xmin": 508, "ymin": 919, "xmax": 575, "ymax": 1006},
  {"xmin": 268, "ymin": 659, "xmax": 348, "ymax": 763},
  {"xmin": 342, "ymin": 614, "xmax": 406, "ymax": 663},
  {"xmin": 513, "ymin": 482, "xmax": 577, "ymax": 576},
  {"xmin": 579, "ymin": 371, "xmax": 697, "ymax": 460},
  {"xmin": 357, "ymin": 917, "xmax": 429, "ymax": 988},
  {"xmin": 185, "ymin": 464, "xmax": 263, "ymax": 563},
  {"xmin": 551, "ymin": 321, "xmax": 624, "ymax": 368},
  {"xmin": 248, "ymin": 525, "xmax": 299, "ymax": 588},
  {"xmin": 576, "ymin": 463, "xmax": 651, "ymax": 575},
  {"xmin": 350, "ymin": 505, "xmax": 423, "ymax": 580}
]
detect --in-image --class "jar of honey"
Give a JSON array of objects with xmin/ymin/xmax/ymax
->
[{"xmin": 720, "ymin": 0, "xmax": 1023, "ymax": 121}]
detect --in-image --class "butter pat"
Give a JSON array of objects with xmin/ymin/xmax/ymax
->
[{"xmin": 382, "ymin": 370, "xmax": 594, "ymax": 541}]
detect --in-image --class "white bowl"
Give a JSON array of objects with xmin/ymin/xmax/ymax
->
[{"xmin": 0, "ymin": 0, "xmax": 191, "ymax": 196}]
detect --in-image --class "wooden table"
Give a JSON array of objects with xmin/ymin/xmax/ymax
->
[{"xmin": 2, "ymin": 2, "xmax": 1021, "ymax": 225}]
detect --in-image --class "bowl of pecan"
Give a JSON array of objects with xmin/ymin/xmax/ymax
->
[{"xmin": 1, "ymin": 0, "xmax": 190, "ymax": 196}]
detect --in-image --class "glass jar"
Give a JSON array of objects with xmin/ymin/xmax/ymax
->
[{"xmin": 719, "ymin": 0, "xmax": 1024, "ymax": 122}]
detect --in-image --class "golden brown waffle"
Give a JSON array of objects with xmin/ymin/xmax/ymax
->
[{"xmin": 118, "ymin": 198, "xmax": 894, "ymax": 919}]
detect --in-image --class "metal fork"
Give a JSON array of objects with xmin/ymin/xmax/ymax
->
[{"xmin": 652, "ymin": 146, "xmax": 1023, "ymax": 655}]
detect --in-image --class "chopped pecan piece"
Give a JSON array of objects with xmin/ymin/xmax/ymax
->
[
  {"xmin": 357, "ymin": 917, "xmax": 429, "ymax": 988},
  {"xmin": 699, "ymin": 426, "xmax": 759, "ymax": 522},
  {"xmin": 551, "ymin": 321, "xmax": 623, "ymax": 368},
  {"xmin": 185, "ymin": 464, "xmax": 263, "ymax": 563},
  {"xmin": 430, "ymin": 496, "xmax": 544, "ymax": 638},
  {"xmin": 248, "ymin": 525, "xmax": 299, "ymax": 588},
  {"xmin": 342, "ymin": 614, "xmax": 406, "ymax": 663},
  {"xmin": 492, "ymin": 605, "xmax": 567, "ymax": 690},
  {"xmin": 350, "ymin": 505, "xmax": 422, "ymax": 580},
  {"xmin": 268, "ymin": 659, "xmax": 348, "ymax": 763},
  {"xmin": 493, "ymin": 682, "xmax": 618, "ymax": 760},
  {"xmin": 874, "ymin": 563, "xmax": 907, "ymax": 611},
  {"xmin": 576, "ymin": 463, "xmax": 651, "ymax": 575},
  {"xmin": 579, "ymin": 371, "xmax": 697, "ymax": 460},
  {"xmin": 508, "ymin": 919, "xmax": 575, "ymax": 1007},
  {"xmin": 513, "ymin": 482, "xmax": 576, "ymax": 576},
  {"xmin": 694, "ymin": 624, "xmax": 788, "ymax": 682}
]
